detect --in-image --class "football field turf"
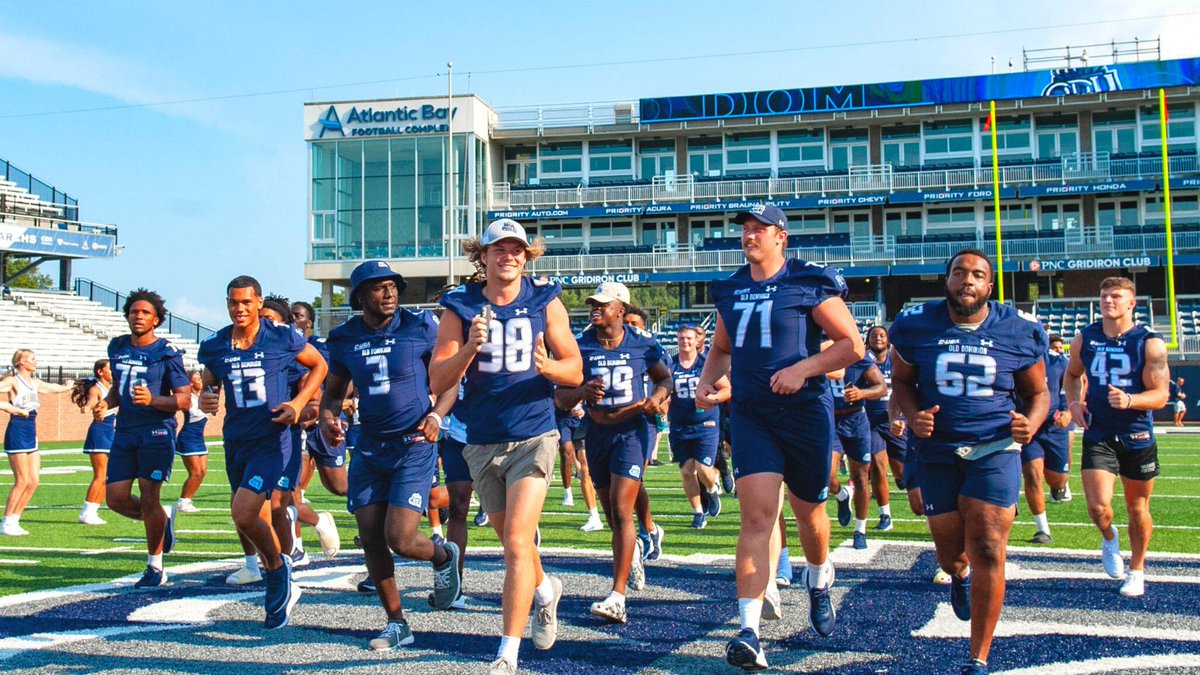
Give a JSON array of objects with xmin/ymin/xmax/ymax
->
[{"xmin": 2, "ymin": 431, "xmax": 1198, "ymax": 597}]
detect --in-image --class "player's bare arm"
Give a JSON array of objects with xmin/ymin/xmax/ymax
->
[
  {"xmin": 1130, "ymin": 336, "xmax": 1171, "ymax": 411},
  {"xmin": 1064, "ymin": 333, "xmax": 1088, "ymax": 428},
  {"xmin": 429, "ymin": 309, "xmax": 488, "ymax": 395},
  {"xmin": 844, "ymin": 364, "xmax": 887, "ymax": 403},
  {"xmin": 318, "ymin": 369, "xmax": 352, "ymax": 446},
  {"xmin": 890, "ymin": 347, "xmax": 935, "ymax": 438},
  {"xmin": 537, "ymin": 298, "xmax": 584, "ymax": 387},
  {"xmin": 696, "ymin": 314, "xmax": 732, "ymax": 409},
  {"xmin": 1012, "ymin": 360, "xmax": 1050, "ymax": 445}
]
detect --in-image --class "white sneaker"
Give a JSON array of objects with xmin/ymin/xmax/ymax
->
[
  {"xmin": 762, "ymin": 580, "xmax": 783, "ymax": 621},
  {"xmin": 175, "ymin": 498, "xmax": 200, "ymax": 514},
  {"xmin": 1119, "ymin": 570, "xmax": 1145, "ymax": 597},
  {"xmin": 562, "ymin": 490, "xmax": 575, "ymax": 507},
  {"xmin": 932, "ymin": 569, "xmax": 952, "ymax": 585},
  {"xmin": 315, "ymin": 512, "xmax": 341, "ymax": 558},
  {"xmin": 78, "ymin": 511, "xmax": 107, "ymax": 526},
  {"xmin": 629, "ymin": 538, "xmax": 646, "ymax": 591},
  {"xmin": 589, "ymin": 595, "xmax": 627, "ymax": 623},
  {"xmin": 1, "ymin": 522, "xmax": 29, "ymax": 536},
  {"xmin": 226, "ymin": 565, "xmax": 263, "ymax": 585},
  {"xmin": 580, "ymin": 514, "xmax": 604, "ymax": 532},
  {"xmin": 1102, "ymin": 526, "xmax": 1126, "ymax": 579}
]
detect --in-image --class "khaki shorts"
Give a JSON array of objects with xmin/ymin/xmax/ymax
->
[{"xmin": 463, "ymin": 431, "xmax": 559, "ymax": 514}]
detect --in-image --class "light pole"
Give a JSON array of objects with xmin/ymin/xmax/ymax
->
[{"xmin": 446, "ymin": 60, "xmax": 455, "ymax": 286}]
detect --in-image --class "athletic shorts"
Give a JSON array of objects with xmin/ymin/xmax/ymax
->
[
  {"xmin": 3, "ymin": 413, "xmax": 37, "ymax": 453},
  {"xmin": 1021, "ymin": 425, "xmax": 1070, "ymax": 474},
  {"xmin": 345, "ymin": 423, "xmax": 362, "ymax": 452},
  {"xmin": 901, "ymin": 439, "xmax": 920, "ymax": 493},
  {"xmin": 175, "ymin": 419, "xmax": 208, "ymax": 456},
  {"xmin": 348, "ymin": 432, "xmax": 439, "ymax": 514},
  {"xmin": 279, "ymin": 426, "xmax": 305, "ymax": 491},
  {"xmin": 1174, "ymin": 400, "xmax": 1187, "ymax": 414},
  {"xmin": 669, "ymin": 426, "xmax": 719, "ymax": 467},
  {"xmin": 918, "ymin": 450, "xmax": 1021, "ymax": 517},
  {"xmin": 729, "ymin": 394, "xmax": 834, "ymax": 504},
  {"xmin": 464, "ymin": 431, "xmax": 558, "ymax": 514},
  {"xmin": 1082, "ymin": 434, "xmax": 1159, "ymax": 481},
  {"xmin": 556, "ymin": 415, "xmax": 581, "ymax": 443},
  {"xmin": 83, "ymin": 418, "xmax": 115, "ymax": 455},
  {"xmin": 306, "ymin": 427, "xmax": 348, "ymax": 469},
  {"xmin": 439, "ymin": 436, "xmax": 472, "ymax": 484},
  {"xmin": 586, "ymin": 420, "xmax": 649, "ymax": 489},
  {"xmin": 224, "ymin": 429, "xmax": 289, "ymax": 496},
  {"xmin": 832, "ymin": 410, "xmax": 874, "ymax": 464},
  {"xmin": 868, "ymin": 414, "xmax": 908, "ymax": 463},
  {"xmin": 108, "ymin": 424, "xmax": 176, "ymax": 484}
]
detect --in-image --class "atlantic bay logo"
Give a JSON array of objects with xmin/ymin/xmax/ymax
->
[{"xmin": 315, "ymin": 104, "xmax": 458, "ymax": 139}]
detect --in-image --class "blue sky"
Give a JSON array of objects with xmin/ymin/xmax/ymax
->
[{"xmin": 2, "ymin": 1, "xmax": 1198, "ymax": 327}]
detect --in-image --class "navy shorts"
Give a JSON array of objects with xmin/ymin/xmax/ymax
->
[
  {"xmin": 439, "ymin": 436, "xmax": 472, "ymax": 484},
  {"xmin": 348, "ymin": 433, "xmax": 439, "ymax": 514},
  {"xmin": 586, "ymin": 419, "xmax": 650, "ymax": 488},
  {"xmin": 345, "ymin": 423, "xmax": 362, "ymax": 452},
  {"xmin": 279, "ymin": 426, "xmax": 305, "ymax": 492},
  {"xmin": 306, "ymin": 428, "xmax": 347, "ymax": 469},
  {"xmin": 1022, "ymin": 425, "xmax": 1070, "ymax": 474},
  {"xmin": 3, "ymin": 413, "xmax": 37, "ymax": 453},
  {"xmin": 669, "ymin": 426, "xmax": 719, "ymax": 467},
  {"xmin": 918, "ymin": 450, "xmax": 1021, "ymax": 517},
  {"xmin": 175, "ymin": 419, "xmax": 208, "ymax": 456},
  {"xmin": 730, "ymin": 394, "xmax": 834, "ymax": 504},
  {"xmin": 902, "ymin": 440, "xmax": 920, "ymax": 492},
  {"xmin": 225, "ymin": 430, "xmax": 289, "ymax": 495},
  {"xmin": 832, "ymin": 410, "xmax": 874, "ymax": 464},
  {"xmin": 108, "ymin": 424, "xmax": 176, "ymax": 484},
  {"xmin": 83, "ymin": 418, "xmax": 115, "ymax": 455},
  {"xmin": 868, "ymin": 414, "xmax": 908, "ymax": 463},
  {"xmin": 556, "ymin": 416, "xmax": 583, "ymax": 444}
]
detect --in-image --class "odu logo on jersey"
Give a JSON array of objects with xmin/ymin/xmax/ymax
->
[
  {"xmin": 408, "ymin": 492, "xmax": 423, "ymax": 508},
  {"xmin": 249, "ymin": 475, "xmax": 264, "ymax": 491}
]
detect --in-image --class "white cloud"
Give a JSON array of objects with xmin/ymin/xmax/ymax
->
[{"xmin": 170, "ymin": 296, "xmax": 227, "ymax": 329}]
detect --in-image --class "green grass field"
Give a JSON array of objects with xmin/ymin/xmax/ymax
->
[{"xmin": 1, "ymin": 433, "xmax": 1197, "ymax": 597}]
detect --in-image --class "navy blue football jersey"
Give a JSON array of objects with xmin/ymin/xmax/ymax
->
[
  {"xmin": 889, "ymin": 300, "xmax": 1046, "ymax": 458},
  {"xmin": 288, "ymin": 333, "xmax": 330, "ymax": 396},
  {"xmin": 577, "ymin": 326, "xmax": 666, "ymax": 416},
  {"xmin": 669, "ymin": 352, "xmax": 720, "ymax": 431},
  {"xmin": 1045, "ymin": 350, "xmax": 1068, "ymax": 415},
  {"xmin": 832, "ymin": 356, "xmax": 877, "ymax": 413},
  {"xmin": 325, "ymin": 308, "xmax": 438, "ymax": 437},
  {"xmin": 1077, "ymin": 322, "xmax": 1159, "ymax": 441},
  {"xmin": 107, "ymin": 336, "xmax": 190, "ymax": 432},
  {"xmin": 198, "ymin": 319, "xmax": 307, "ymax": 443},
  {"xmin": 440, "ymin": 277, "xmax": 562, "ymax": 445},
  {"xmin": 864, "ymin": 351, "xmax": 894, "ymax": 420},
  {"xmin": 710, "ymin": 258, "xmax": 848, "ymax": 406}
]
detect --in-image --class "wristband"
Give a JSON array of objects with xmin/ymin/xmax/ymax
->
[
  {"xmin": 425, "ymin": 411, "xmax": 443, "ymax": 426},
  {"xmin": 1125, "ymin": 392, "xmax": 1133, "ymax": 410}
]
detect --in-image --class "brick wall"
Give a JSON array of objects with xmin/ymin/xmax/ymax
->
[{"xmin": 0, "ymin": 390, "xmax": 226, "ymax": 444}]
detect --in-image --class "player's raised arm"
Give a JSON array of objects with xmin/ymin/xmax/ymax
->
[{"xmin": 429, "ymin": 309, "xmax": 487, "ymax": 396}]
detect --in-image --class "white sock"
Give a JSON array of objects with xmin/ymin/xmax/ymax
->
[
  {"xmin": 1033, "ymin": 512, "xmax": 1050, "ymax": 534},
  {"xmin": 7, "ymin": 515, "xmax": 18, "ymax": 527},
  {"xmin": 708, "ymin": 484, "xmax": 720, "ymax": 495},
  {"xmin": 837, "ymin": 486, "xmax": 850, "ymax": 502},
  {"xmin": 693, "ymin": 504, "xmax": 704, "ymax": 515},
  {"xmin": 807, "ymin": 561, "xmax": 833, "ymax": 590},
  {"xmin": 738, "ymin": 597, "xmax": 763, "ymax": 634},
  {"xmin": 589, "ymin": 508, "xmax": 600, "ymax": 519},
  {"xmin": 778, "ymin": 547, "xmax": 790, "ymax": 568},
  {"xmin": 565, "ymin": 487, "xmax": 573, "ymax": 497},
  {"xmin": 431, "ymin": 524, "xmax": 444, "ymax": 538},
  {"xmin": 533, "ymin": 575, "xmax": 555, "ymax": 606},
  {"xmin": 293, "ymin": 530, "xmax": 305, "ymax": 553},
  {"xmin": 148, "ymin": 553, "xmax": 163, "ymax": 569},
  {"xmin": 245, "ymin": 555, "xmax": 260, "ymax": 572},
  {"xmin": 606, "ymin": 590, "xmax": 625, "ymax": 605},
  {"xmin": 84, "ymin": 501, "xmax": 100, "ymax": 515},
  {"xmin": 879, "ymin": 504, "xmax": 891, "ymax": 518},
  {"xmin": 497, "ymin": 635, "xmax": 520, "ymax": 666},
  {"xmin": 854, "ymin": 518, "xmax": 867, "ymax": 534}
]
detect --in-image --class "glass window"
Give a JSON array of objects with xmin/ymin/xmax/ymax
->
[
  {"xmin": 687, "ymin": 137, "xmax": 723, "ymax": 177},
  {"xmin": 726, "ymin": 133, "xmax": 771, "ymax": 169},
  {"xmin": 589, "ymin": 221, "xmax": 634, "ymax": 241},
  {"xmin": 831, "ymin": 211, "xmax": 871, "ymax": 238},
  {"xmin": 1140, "ymin": 102, "xmax": 1196, "ymax": 151},
  {"xmin": 884, "ymin": 209, "xmax": 922, "ymax": 237},
  {"xmin": 1093, "ymin": 109, "xmax": 1137, "ymax": 155},
  {"xmin": 882, "ymin": 127, "xmax": 920, "ymax": 168},
  {"xmin": 777, "ymin": 130, "xmax": 825, "ymax": 166},
  {"xmin": 923, "ymin": 120, "xmax": 974, "ymax": 158},
  {"xmin": 787, "ymin": 212, "xmax": 827, "ymax": 232},
  {"xmin": 540, "ymin": 142, "xmax": 583, "ymax": 176},
  {"xmin": 588, "ymin": 140, "xmax": 634, "ymax": 175},
  {"xmin": 925, "ymin": 205, "xmax": 977, "ymax": 231}
]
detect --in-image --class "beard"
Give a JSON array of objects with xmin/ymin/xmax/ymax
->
[{"xmin": 945, "ymin": 287, "xmax": 990, "ymax": 317}]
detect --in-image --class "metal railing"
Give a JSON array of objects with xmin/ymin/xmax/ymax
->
[
  {"xmin": 0, "ymin": 154, "xmax": 78, "ymax": 221},
  {"xmin": 492, "ymin": 152, "xmax": 1200, "ymax": 210},
  {"xmin": 72, "ymin": 279, "xmax": 216, "ymax": 343}
]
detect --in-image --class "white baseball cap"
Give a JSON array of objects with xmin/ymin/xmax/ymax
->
[
  {"xmin": 587, "ymin": 281, "xmax": 631, "ymax": 305},
  {"xmin": 481, "ymin": 218, "xmax": 530, "ymax": 246}
]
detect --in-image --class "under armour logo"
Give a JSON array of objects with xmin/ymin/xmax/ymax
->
[
  {"xmin": 515, "ymin": 308, "xmax": 529, "ymax": 316},
  {"xmin": 384, "ymin": 338, "xmax": 396, "ymax": 345},
  {"xmin": 254, "ymin": 352, "xmax": 265, "ymax": 359},
  {"xmin": 764, "ymin": 285, "xmax": 778, "ymax": 293},
  {"xmin": 980, "ymin": 339, "xmax": 994, "ymax": 347}
]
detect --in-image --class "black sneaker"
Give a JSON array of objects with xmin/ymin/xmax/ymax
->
[
  {"xmin": 725, "ymin": 627, "xmax": 768, "ymax": 671},
  {"xmin": 951, "ymin": 572, "xmax": 971, "ymax": 621},
  {"xmin": 357, "ymin": 576, "xmax": 376, "ymax": 593}
]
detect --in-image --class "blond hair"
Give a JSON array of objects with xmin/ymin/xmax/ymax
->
[
  {"xmin": 461, "ymin": 236, "xmax": 547, "ymax": 281},
  {"xmin": 11, "ymin": 349, "xmax": 33, "ymax": 368}
]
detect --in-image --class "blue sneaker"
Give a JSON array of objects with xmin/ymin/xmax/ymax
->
[
  {"xmin": 430, "ymin": 542, "xmax": 462, "ymax": 610},
  {"xmin": 265, "ymin": 555, "xmax": 301, "ymax": 630},
  {"xmin": 133, "ymin": 565, "xmax": 167, "ymax": 589},
  {"xmin": 874, "ymin": 515, "xmax": 893, "ymax": 531},
  {"xmin": 637, "ymin": 527, "xmax": 653, "ymax": 561},
  {"xmin": 290, "ymin": 548, "xmax": 310, "ymax": 568},
  {"xmin": 690, "ymin": 512, "xmax": 708, "ymax": 529},
  {"xmin": 721, "ymin": 472, "xmax": 736, "ymax": 495},
  {"xmin": 646, "ymin": 524, "xmax": 664, "ymax": 562},
  {"xmin": 162, "ymin": 504, "xmax": 177, "ymax": 554},
  {"xmin": 473, "ymin": 507, "xmax": 489, "ymax": 528},
  {"xmin": 805, "ymin": 567, "xmax": 837, "ymax": 637},
  {"xmin": 837, "ymin": 495, "xmax": 852, "ymax": 528},
  {"xmin": 960, "ymin": 659, "xmax": 988, "ymax": 675},
  {"xmin": 357, "ymin": 576, "xmax": 376, "ymax": 593},
  {"xmin": 853, "ymin": 531, "xmax": 867, "ymax": 550},
  {"xmin": 725, "ymin": 627, "xmax": 768, "ymax": 671},
  {"xmin": 431, "ymin": 533, "xmax": 446, "ymax": 548},
  {"xmin": 706, "ymin": 490, "xmax": 722, "ymax": 518},
  {"xmin": 951, "ymin": 572, "xmax": 971, "ymax": 621}
]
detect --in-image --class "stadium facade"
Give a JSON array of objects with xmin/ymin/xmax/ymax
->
[{"xmin": 303, "ymin": 57, "xmax": 1200, "ymax": 353}]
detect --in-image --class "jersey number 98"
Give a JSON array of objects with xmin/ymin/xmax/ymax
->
[{"xmin": 478, "ymin": 317, "xmax": 534, "ymax": 374}]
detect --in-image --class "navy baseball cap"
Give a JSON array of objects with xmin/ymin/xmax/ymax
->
[
  {"xmin": 349, "ymin": 260, "xmax": 407, "ymax": 310},
  {"xmin": 732, "ymin": 203, "xmax": 788, "ymax": 230}
]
